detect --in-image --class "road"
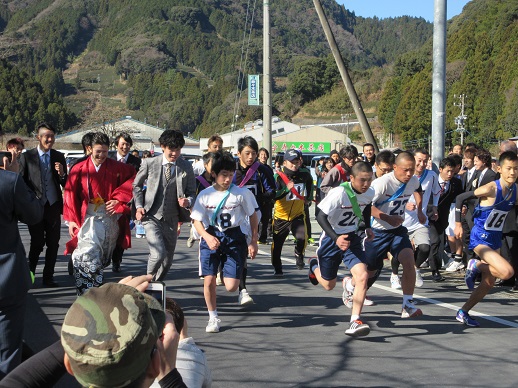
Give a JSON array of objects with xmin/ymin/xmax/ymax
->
[{"xmin": 19, "ymin": 218, "xmax": 518, "ymax": 387}]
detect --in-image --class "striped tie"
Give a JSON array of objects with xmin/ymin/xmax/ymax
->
[{"xmin": 165, "ymin": 163, "xmax": 172, "ymax": 182}]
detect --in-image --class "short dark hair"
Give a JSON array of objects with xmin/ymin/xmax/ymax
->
[
  {"xmin": 115, "ymin": 132, "xmax": 133, "ymax": 147},
  {"xmin": 6, "ymin": 137, "xmax": 24, "ymax": 150},
  {"xmin": 81, "ymin": 132, "xmax": 94, "ymax": 153},
  {"xmin": 37, "ymin": 122, "xmax": 56, "ymax": 134},
  {"xmin": 322, "ymin": 157, "xmax": 336, "ymax": 172},
  {"xmin": 475, "ymin": 149, "xmax": 492, "ymax": 168},
  {"xmin": 208, "ymin": 134, "xmax": 223, "ymax": 147},
  {"xmin": 395, "ymin": 151, "xmax": 414, "ymax": 165},
  {"xmin": 159, "ymin": 130, "xmax": 185, "ymax": 149},
  {"xmin": 452, "ymin": 144, "xmax": 462, "ymax": 150},
  {"xmin": 351, "ymin": 161, "xmax": 373, "ymax": 176},
  {"xmin": 499, "ymin": 151, "xmax": 518, "ymax": 165},
  {"xmin": 142, "ymin": 150, "xmax": 152, "ymax": 158},
  {"xmin": 439, "ymin": 157, "xmax": 456, "ymax": 169},
  {"xmin": 449, "ymin": 153, "xmax": 463, "ymax": 167},
  {"xmin": 414, "ymin": 148, "xmax": 429, "ymax": 156},
  {"xmin": 91, "ymin": 132, "xmax": 110, "ymax": 147},
  {"xmin": 202, "ymin": 151, "xmax": 218, "ymax": 166},
  {"xmin": 211, "ymin": 151, "xmax": 235, "ymax": 175},
  {"xmin": 165, "ymin": 298, "xmax": 184, "ymax": 334},
  {"xmin": 375, "ymin": 150, "xmax": 395, "ymax": 165},
  {"xmin": 237, "ymin": 136, "xmax": 258, "ymax": 153},
  {"xmin": 463, "ymin": 148, "xmax": 475, "ymax": 160},
  {"xmin": 258, "ymin": 147, "xmax": 270, "ymax": 159},
  {"xmin": 339, "ymin": 145, "xmax": 358, "ymax": 160},
  {"xmin": 465, "ymin": 142, "xmax": 478, "ymax": 150},
  {"xmin": 363, "ymin": 143, "xmax": 374, "ymax": 150}
]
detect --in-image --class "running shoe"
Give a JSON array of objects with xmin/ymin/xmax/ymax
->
[
  {"xmin": 415, "ymin": 269, "xmax": 424, "ymax": 288},
  {"xmin": 363, "ymin": 296, "xmax": 375, "ymax": 306},
  {"xmin": 205, "ymin": 317, "xmax": 221, "ymax": 333},
  {"xmin": 238, "ymin": 289, "xmax": 254, "ymax": 306},
  {"xmin": 258, "ymin": 239, "xmax": 269, "ymax": 245},
  {"xmin": 445, "ymin": 260, "xmax": 465, "ymax": 272},
  {"xmin": 342, "ymin": 277, "xmax": 353, "ymax": 308},
  {"xmin": 308, "ymin": 258, "xmax": 319, "ymax": 285},
  {"xmin": 345, "ymin": 319, "xmax": 370, "ymax": 337},
  {"xmin": 465, "ymin": 259, "xmax": 480, "ymax": 290},
  {"xmin": 273, "ymin": 270, "xmax": 284, "ymax": 278},
  {"xmin": 401, "ymin": 303, "xmax": 423, "ymax": 318},
  {"xmin": 216, "ymin": 271, "xmax": 223, "ymax": 286},
  {"xmin": 308, "ymin": 237, "xmax": 315, "ymax": 245},
  {"xmin": 186, "ymin": 237, "xmax": 195, "ymax": 248},
  {"xmin": 295, "ymin": 252, "xmax": 305, "ymax": 270},
  {"xmin": 390, "ymin": 274, "xmax": 402, "ymax": 289},
  {"xmin": 456, "ymin": 309, "xmax": 480, "ymax": 327}
]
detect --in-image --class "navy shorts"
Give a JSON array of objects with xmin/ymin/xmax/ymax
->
[
  {"xmin": 199, "ymin": 226, "xmax": 248, "ymax": 279},
  {"xmin": 469, "ymin": 225, "xmax": 503, "ymax": 251},
  {"xmin": 316, "ymin": 233, "xmax": 365, "ymax": 281},
  {"xmin": 364, "ymin": 226, "xmax": 413, "ymax": 271}
]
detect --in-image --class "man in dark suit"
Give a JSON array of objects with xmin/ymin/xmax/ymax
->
[
  {"xmin": 133, "ymin": 130, "xmax": 196, "ymax": 281},
  {"xmin": 19, "ymin": 122, "xmax": 67, "ymax": 287},
  {"xmin": 429, "ymin": 157, "xmax": 463, "ymax": 282},
  {"xmin": 110, "ymin": 132, "xmax": 142, "ymax": 272},
  {"xmin": 0, "ymin": 169, "xmax": 43, "ymax": 378}
]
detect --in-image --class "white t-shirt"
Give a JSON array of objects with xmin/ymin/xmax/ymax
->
[
  {"xmin": 192, "ymin": 159, "xmax": 205, "ymax": 176},
  {"xmin": 371, "ymin": 172, "xmax": 421, "ymax": 230},
  {"xmin": 403, "ymin": 170, "xmax": 439, "ymax": 231},
  {"xmin": 318, "ymin": 185, "xmax": 375, "ymax": 234},
  {"xmin": 191, "ymin": 185, "xmax": 258, "ymax": 232}
]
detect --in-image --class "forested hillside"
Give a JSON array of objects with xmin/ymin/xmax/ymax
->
[
  {"xmin": 0, "ymin": 0, "xmax": 432, "ymax": 137},
  {"xmin": 378, "ymin": 0, "xmax": 518, "ymax": 148}
]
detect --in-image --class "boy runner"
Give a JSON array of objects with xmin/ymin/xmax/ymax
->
[
  {"xmin": 365, "ymin": 152, "xmax": 426, "ymax": 318},
  {"xmin": 309, "ymin": 162, "xmax": 375, "ymax": 336},
  {"xmin": 271, "ymin": 149, "xmax": 314, "ymax": 275},
  {"xmin": 453, "ymin": 151, "xmax": 517, "ymax": 327},
  {"xmin": 191, "ymin": 152, "xmax": 259, "ymax": 333}
]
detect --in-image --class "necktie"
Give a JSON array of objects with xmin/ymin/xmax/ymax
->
[
  {"xmin": 43, "ymin": 153, "xmax": 50, "ymax": 168},
  {"xmin": 439, "ymin": 182, "xmax": 446, "ymax": 195},
  {"xmin": 165, "ymin": 163, "xmax": 172, "ymax": 182}
]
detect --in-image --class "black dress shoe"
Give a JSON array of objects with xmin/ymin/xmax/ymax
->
[
  {"xmin": 112, "ymin": 264, "xmax": 121, "ymax": 273},
  {"xmin": 42, "ymin": 279, "xmax": 59, "ymax": 288},
  {"xmin": 432, "ymin": 272, "xmax": 445, "ymax": 282}
]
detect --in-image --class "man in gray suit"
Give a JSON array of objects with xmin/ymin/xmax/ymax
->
[
  {"xmin": 0, "ymin": 169, "xmax": 43, "ymax": 379},
  {"xmin": 133, "ymin": 130, "xmax": 196, "ymax": 281}
]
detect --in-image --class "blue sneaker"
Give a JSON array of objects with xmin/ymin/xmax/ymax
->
[
  {"xmin": 456, "ymin": 309, "xmax": 480, "ymax": 327},
  {"xmin": 308, "ymin": 258, "xmax": 319, "ymax": 285},
  {"xmin": 464, "ymin": 259, "xmax": 480, "ymax": 290}
]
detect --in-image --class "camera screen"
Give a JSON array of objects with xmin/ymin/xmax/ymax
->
[{"xmin": 145, "ymin": 288, "xmax": 165, "ymax": 309}]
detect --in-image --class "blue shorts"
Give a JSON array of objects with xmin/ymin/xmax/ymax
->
[
  {"xmin": 199, "ymin": 226, "xmax": 247, "ymax": 279},
  {"xmin": 469, "ymin": 225, "xmax": 503, "ymax": 251},
  {"xmin": 364, "ymin": 226, "xmax": 413, "ymax": 271},
  {"xmin": 316, "ymin": 233, "xmax": 365, "ymax": 281}
]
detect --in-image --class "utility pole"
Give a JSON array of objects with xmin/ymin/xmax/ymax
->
[
  {"xmin": 454, "ymin": 94, "xmax": 467, "ymax": 145},
  {"xmin": 263, "ymin": 0, "xmax": 272, "ymax": 163},
  {"xmin": 431, "ymin": 0, "xmax": 447, "ymax": 168},
  {"xmin": 313, "ymin": 0, "xmax": 378, "ymax": 152}
]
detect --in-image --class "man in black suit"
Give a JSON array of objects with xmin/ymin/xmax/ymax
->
[
  {"xmin": 428, "ymin": 157, "xmax": 463, "ymax": 281},
  {"xmin": 19, "ymin": 123, "xmax": 67, "ymax": 287},
  {"xmin": 110, "ymin": 132, "xmax": 142, "ymax": 272},
  {"xmin": 0, "ymin": 169, "xmax": 43, "ymax": 378}
]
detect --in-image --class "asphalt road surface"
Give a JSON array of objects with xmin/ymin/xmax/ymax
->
[{"xmin": 19, "ymin": 219, "xmax": 518, "ymax": 387}]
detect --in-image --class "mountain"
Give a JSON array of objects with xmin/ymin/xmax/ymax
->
[
  {"xmin": 378, "ymin": 0, "xmax": 518, "ymax": 148},
  {"xmin": 0, "ymin": 0, "xmax": 432, "ymax": 137}
]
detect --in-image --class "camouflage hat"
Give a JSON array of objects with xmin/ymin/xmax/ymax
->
[{"xmin": 61, "ymin": 283, "xmax": 165, "ymax": 388}]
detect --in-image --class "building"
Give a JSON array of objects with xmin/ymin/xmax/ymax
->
[{"xmin": 56, "ymin": 116, "xmax": 200, "ymax": 154}]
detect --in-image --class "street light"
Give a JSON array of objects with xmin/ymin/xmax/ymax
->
[{"xmin": 341, "ymin": 113, "xmax": 352, "ymax": 143}]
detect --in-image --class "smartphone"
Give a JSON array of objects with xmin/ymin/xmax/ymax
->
[
  {"xmin": 145, "ymin": 281, "xmax": 166, "ymax": 309},
  {"xmin": 0, "ymin": 151, "xmax": 12, "ymax": 168}
]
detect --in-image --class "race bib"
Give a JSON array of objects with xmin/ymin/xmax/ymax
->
[
  {"xmin": 243, "ymin": 184, "xmax": 257, "ymax": 196},
  {"xmin": 483, "ymin": 209, "xmax": 507, "ymax": 231},
  {"xmin": 388, "ymin": 199, "xmax": 408, "ymax": 217},
  {"xmin": 286, "ymin": 183, "xmax": 306, "ymax": 201}
]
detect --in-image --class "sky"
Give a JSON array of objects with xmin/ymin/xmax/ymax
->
[{"xmin": 337, "ymin": 0, "xmax": 472, "ymax": 22}]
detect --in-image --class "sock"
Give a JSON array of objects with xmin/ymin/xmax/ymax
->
[
  {"xmin": 346, "ymin": 279, "xmax": 355, "ymax": 293},
  {"xmin": 350, "ymin": 314, "xmax": 360, "ymax": 322},
  {"xmin": 454, "ymin": 254, "xmax": 463, "ymax": 261},
  {"xmin": 239, "ymin": 268, "xmax": 247, "ymax": 291},
  {"xmin": 402, "ymin": 294, "xmax": 413, "ymax": 306},
  {"xmin": 310, "ymin": 260, "xmax": 318, "ymax": 272},
  {"xmin": 209, "ymin": 310, "xmax": 218, "ymax": 319}
]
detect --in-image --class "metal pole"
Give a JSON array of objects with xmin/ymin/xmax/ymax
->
[
  {"xmin": 431, "ymin": 0, "xmax": 447, "ymax": 167},
  {"xmin": 263, "ymin": 0, "xmax": 272, "ymax": 163},
  {"xmin": 312, "ymin": 0, "xmax": 378, "ymax": 152}
]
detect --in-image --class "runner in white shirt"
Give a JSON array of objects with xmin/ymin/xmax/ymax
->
[
  {"xmin": 390, "ymin": 149, "xmax": 439, "ymax": 289},
  {"xmin": 365, "ymin": 151, "xmax": 427, "ymax": 318},
  {"xmin": 309, "ymin": 162, "xmax": 375, "ymax": 337}
]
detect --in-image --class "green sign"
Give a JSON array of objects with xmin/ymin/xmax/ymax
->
[
  {"xmin": 272, "ymin": 141, "xmax": 330, "ymax": 154},
  {"xmin": 248, "ymin": 75, "xmax": 260, "ymax": 106}
]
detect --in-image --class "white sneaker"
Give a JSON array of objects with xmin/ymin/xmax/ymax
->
[
  {"xmin": 390, "ymin": 274, "xmax": 402, "ymax": 289},
  {"xmin": 238, "ymin": 289, "xmax": 254, "ymax": 306},
  {"xmin": 216, "ymin": 272, "xmax": 223, "ymax": 286},
  {"xmin": 445, "ymin": 260, "xmax": 466, "ymax": 272},
  {"xmin": 363, "ymin": 296, "xmax": 375, "ymax": 306},
  {"xmin": 401, "ymin": 303, "xmax": 423, "ymax": 318},
  {"xmin": 415, "ymin": 269, "xmax": 424, "ymax": 288},
  {"xmin": 342, "ymin": 277, "xmax": 353, "ymax": 308},
  {"xmin": 206, "ymin": 317, "xmax": 221, "ymax": 333},
  {"xmin": 186, "ymin": 237, "xmax": 195, "ymax": 248}
]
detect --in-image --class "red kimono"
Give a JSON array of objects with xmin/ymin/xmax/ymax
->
[{"xmin": 63, "ymin": 157, "xmax": 136, "ymax": 255}]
